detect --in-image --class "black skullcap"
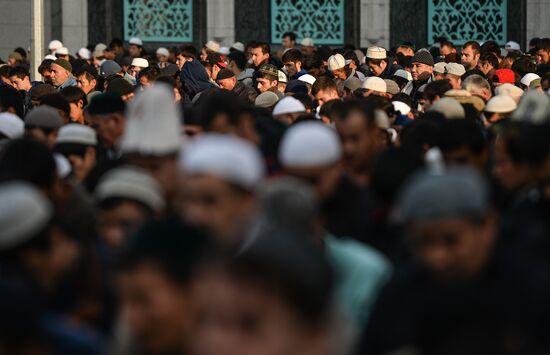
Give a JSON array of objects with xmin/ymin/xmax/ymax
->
[
  {"xmin": 285, "ymin": 80, "xmax": 308, "ymax": 94},
  {"xmin": 40, "ymin": 93, "xmax": 70, "ymax": 115},
  {"xmin": 217, "ymin": 68, "xmax": 235, "ymax": 80},
  {"xmin": 106, "ymin": 78, "xmax": 135, "ymax": 97},
  {"xmin": 88, "ymin": 92, "xmax": 125, "ymax": 115}
]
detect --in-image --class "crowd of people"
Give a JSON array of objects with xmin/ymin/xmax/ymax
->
[{"xmin": 0, "ymin": 30, "xmax": 550, "ymax": 355}]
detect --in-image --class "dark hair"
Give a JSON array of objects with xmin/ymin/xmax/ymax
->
[
  {"xmin": 336, "ymin": 99, "xmax": 376, "ymax": 128},
  {"xmin": 311, "ymin": 76, "xmax": 338, "ymax": 96},
  {"xmin": 252, "ymin": 42, "xmax": 271, "ymax": 55},
  {"xmin": 511, "ymin": 56, "xmax": 537, "ymax": 78},
  {"xmin": 499, "ymin": 122, "xmax": 550, "ymax": 166},
  {"xmin": 195, "ymin": 90, "xmax": 246, "ymax": 129},
  {"xmin": 61, "ymin": 86, "xmax": 87, "ymax": 106},
  {"xmin": 14, "ymin": 47, "xmax": 27, "ymax": 59},
  {"xmin": 480, "ymin": 40, "xmax": 501, "ymax": 58},
  {"xmin": 282, "ymin": 49, "xmax": 304, "ymax": 64},
  {"xmin": 0, "ymin": 138, "xmax": 56, "ymax": 190},
  {"xmin": 109, "ymin": 38, "xmax": 124, "ymax": 49},
  {"xmin": 438, "ymin": 118, "xmax": 486, "ymax": 155},
  {"xmin": 400, "ymin": 118, "xmax": 442, "ymax": 153},
  {"xmin": 319, "ymin": 99, "xmax": 346, "ymax": 123},
  {"xmin": 463, "ymin": 41, "xmax": 481, "ymax": 55},
  {"xmin": 343, "ymin": 50, "xmax": 361, "ymax": 68},
  {"xmin": 155, "ymin": 75, "xmax": 177, "ymax": 88},
  {"xmin": 40, "ymin": 93, "xmax": 70, "ymax": 116},
  {"xmin": 75, "ymin": 64, "xmax": 99, "ymax": 81},
  {"xmin": 440, "ymin": 41, "xmax": 455, "ymax": 50},
  {"xmin": 282, "ymin": 32, "xmax": 297, "ymax": 42},
  {"xmin": 8, "ymin": 66, "xmax": 30, "ymax": 80},
  {"xmin": 228, "ymin": 51, "xmax": 247, "ymax": 71},
  {"xmin": 116, "ymin": 218, "xmax": 207, "ymax": 285},
  {"xmin": 537, "ymin": 38, "xmax": 550, "ymax": 52},
  {"xmin": 424, "ymin": 79, "xmax": 452, "ymax": 102},
  {"xmin": 38, "ymin": 59, "xmax": 54, "ymax": 74},
  {"xmin": 479, "ymin": 52, "xmax": 499, "ymax": 69},
  {"xmin": 0, "ymin": 86, "xmax": 25, "ymax": 118},
  {"xmin": 99, "ymin": 197, "xmax": 154, "ymax": 216},
  {"xmin": 138, "ymin": 66, "xmax": 161, "ymax": 82},
  {"xmin": 0, "ymin": 65, "xmax": 11, "ymax": 79},
  {"xmin": 177, "ymin": 45, "xmax": 198, "ymax": 59}
]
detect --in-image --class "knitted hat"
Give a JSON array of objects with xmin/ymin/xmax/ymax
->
[{"xmin": 411, "ymin": 50, "xmax": 434, "ymax": 66}]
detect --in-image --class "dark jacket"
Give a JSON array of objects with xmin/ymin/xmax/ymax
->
[{"xmin": 233, "ymin": 81, "xmax": 258, "ymax": 103}]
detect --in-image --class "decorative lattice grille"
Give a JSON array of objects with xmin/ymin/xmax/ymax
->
[
  {"xmin": 428, "ymin": 0, "xmax": 507, "ymax": 45},
  {"xmin": 271, "ymin": 0, "xmax": 344, "ymax": 45},
  {"xmin": 124, "ymin": 0, "xmax": 193, "ymax": 42}
]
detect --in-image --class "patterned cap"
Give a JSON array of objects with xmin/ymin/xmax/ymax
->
[{"xmin": 259, "ymin": 64, "xmax": 279, "ymax": 80}]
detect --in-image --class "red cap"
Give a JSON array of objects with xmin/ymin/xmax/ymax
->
[{"xmin": 494, "ymin": 69, "xmax": 515, "ymax": 84}]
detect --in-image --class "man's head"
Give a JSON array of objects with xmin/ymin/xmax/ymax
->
[
  {"xmin": 75, "ymin": 65, "xmax": 98, "ymax": 95},
  {"xmin": 0, "ymin": 181, "xmax": 79, "ymax": 293},
  {"xmin": 334, "ymin": 100, "xmax": 386, "ymax": 175},
  {"xmin": 311, "ymin": 76, "xmax": 340, "ymax": 108},
  {"xmin": 410, "ymin": 50, "xmax": 434, "ymax": 81},
  {"xmin": 536, "ymin": 38, "xmax": 550, "ymax": 65},
  {"xmin": 250, "ymin": 42, "xmax": 271, "ymax": 67},
  {"xmin": 87, "ymin": 93, "xmax": 126, "ymax": 148},
  {"xmin": 176, "ymin": 45, "xmax": 198, "ymax": 69},
  {"xmin": 424, "ymin": 79, "xmax": 452, "ymax": 108},
  {"xmin": 9, "ymin": 66, "xmax": 32, "ymax": 92},
  {"xmin": 282, "ymin": 49, "xmax": 304, "ymax": 77},
  {"xmin": 327, "ymin": 54, "xmax": 350, "ymax": 80},
  {"xmin": 282, "ymin": 32, "xmax": 297, "ymax": 49},
  {"xmin": 95, "ymin": 166, "xmax": 165, "ymax": 249},
  {"xmin": 462, "ymin": 74, "xmax": 492, "ymax": 102},
  {"xmin": 461, "ymin": 41, "xmax": 481, "ymax": 70},
  {"xmin": 227, "ymin": 51, "xmax": 247, "ymax": 75},
  {"xmin": 398, "ymin": 168, "xmax": 495, "ymax": 281},
  {"xmin": 50, "ymin": 59, "xmax": 72, "ymax": 87},
  {"xmin": 189, "ymin": 230, "xmax": 333, "ymax": 355},
  {"xmin": 256, "ymin": 64, "xmax": 279, "ymax": 93},
  {"xmin": 60, "ymin": 86, "xmax": 87, "ymax": 123},
  {"xmin": 279, "ymin": 121, "xmax": 343, "ymax": 199},
  {"xmin": 396, "ymin": 42, "xmax": 415, "ymax": 56},
  {"xmin": 109, "ymin": 38, "xmax": 125, "ymax": 56},
  {"xmin": 366, "ymin": 46, "xmax": 388, "ymax": 77},
  {"xmin": 444, "ymin": 63, "xmax": 466, "ymax": 90},
  {"xmin": 216, "ymin": 69, "xmax": 237, "ymax": 91},
  {"xmin": 178, "ymin": 134, "xmax": 265, "ymax": 244},
  {"xmin": 478, "ymin": 53, "xmax": 499, "ymax": 76},
  {"xmin": 24, "ymin": 106, "xmax": 63, "ymax": 149},
  {"xmin": 54, "ymin": 124, "xmax": 98, "ymax": 181},
  {"xmin": 272, "ymin": 96, "xmax": 306, "ymax": 125},
  {"xmin": 437, "ymin": 118, "xmax": 488, "ymax": 172},
  {"xmin": 128, "ymin": 37, "xmax": 143, "ymax": 58},
  {"xmin": 38, "ymin": 59, "xmax": 54, "ymax": 85},
  {"xmin": 116, "ymin": 218, "xmax": 206, "ymax": 354},
  {"xmin": 439, "ymin": 41, "xmax": 456, "ymax": 57}
]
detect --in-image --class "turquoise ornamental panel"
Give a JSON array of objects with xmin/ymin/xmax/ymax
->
[
  {"xmin": 271, "ymin": 0, "xmax": 344, "ymax": 45},
  {"xmin": 124, "ymin": 0, "xmax": 193, "ymax": 42},
  {"xmin": 428, "ymin": 0, "xmax": 507, "ymax": 45}
]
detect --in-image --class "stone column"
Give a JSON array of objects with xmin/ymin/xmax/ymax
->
[
  {"xmin": 206, "ymin": 0, "xmax": 235, "ymax": 46},
  {"xmin": 526, "ymin": 0, "xmax": 550, "ymax": 47},
  {"xmin": 359, "ymin": 0, "xmax": 390, "ymax": 49},
  {"xmin": 61, "ymin": 0, "xmax": 88, "ymax": 52}
]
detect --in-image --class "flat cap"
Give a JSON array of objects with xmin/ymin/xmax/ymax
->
[
  {"xmin": 24, "ymin": 106, "xmax": 63, "ymax": 129},
  {"xmin": 433, "ymin": 62, "xmax": 446, "ymax": 74},
  {"xmin": 384, "ymin": 79, "xmax": 400, "ymax": 95},
  {"xmin": 255, "ymin": 91, "xmax": 280, "ymax": 108},
  {"xmin": 485, "ymin": 94, "xmax": 517, "ymax": 113},
  {"xmin": 362, "ymin": 76, "xmax": 387, "ymax": 93},
  {"xmin": 428, "ymin": 97, "xmax": 465, "ymax": 119},
  {"xmin": 445, "ymin": 62, "xmax": 466, "ymax": 76}
]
